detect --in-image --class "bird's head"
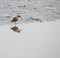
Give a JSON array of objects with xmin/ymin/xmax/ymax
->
[{"xmin": 17, "ymin": 15, "xmax": 21, "ymax": 18}]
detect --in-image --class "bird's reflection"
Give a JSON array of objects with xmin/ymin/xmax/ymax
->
[{"xmin": 10, "ymin": 26, "xmax": 22, "ymax": 33}]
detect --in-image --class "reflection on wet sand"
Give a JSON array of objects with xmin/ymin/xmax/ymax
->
[{"xmin": 10, "ymin": 26, "xmax": 22, "ymax": 33}]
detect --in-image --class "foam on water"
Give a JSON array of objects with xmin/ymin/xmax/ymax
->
[{"xmin": 0, "ymin": 0, "xmax": 60, "ymax": 25}]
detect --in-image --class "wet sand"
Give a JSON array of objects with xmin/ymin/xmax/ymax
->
[{"xmin": 0, "ymin": 20, "xmax": 60, "ymax": 58}]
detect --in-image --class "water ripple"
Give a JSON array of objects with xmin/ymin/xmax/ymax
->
[{"xmin": 0, "ymin": 0, "xmax": 60, "ymax": 25}]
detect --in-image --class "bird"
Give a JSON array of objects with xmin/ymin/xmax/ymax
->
[
  {"xmin": 11, "ymin": 15, "xmax": 21, "ymax": 25},
  {"xmin": 10, "ymin": 26, "xmax": 22, "ymax": 33}
]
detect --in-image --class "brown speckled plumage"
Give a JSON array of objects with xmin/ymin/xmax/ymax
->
[{"xmin": 11, "ymin": 15, "xmax": 21, "ymax": 22}]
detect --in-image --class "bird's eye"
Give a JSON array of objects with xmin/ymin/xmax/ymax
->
[{"xmin": 17, "ymin": 15, "xmax": 20, "ymax": 17}]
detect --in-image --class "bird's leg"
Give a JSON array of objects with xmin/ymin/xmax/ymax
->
[{"xmin": 15, "ymin": 22, "xmax": 16, "ymax": 26}]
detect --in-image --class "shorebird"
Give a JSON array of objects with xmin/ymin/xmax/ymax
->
[
  {"xmin": 11, "ymin": 15, "xmax": 21, "ymax": 25},
  {"xmin": 10, "ymin": 26, "xmax": 22, "ymax": 33}
]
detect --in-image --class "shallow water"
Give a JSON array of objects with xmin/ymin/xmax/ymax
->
[
  {"xmin": 0, "ymin": 21, "xmax": 60, "ymax": 58},
  {"xmin": 0, "ymin": 0, "xmax": 60, "ymax": 25}
]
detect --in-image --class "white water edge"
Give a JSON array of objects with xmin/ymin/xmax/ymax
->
[{"xmin": 0, "ymin": 0, "xmax": 60, "ymax": 25}]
